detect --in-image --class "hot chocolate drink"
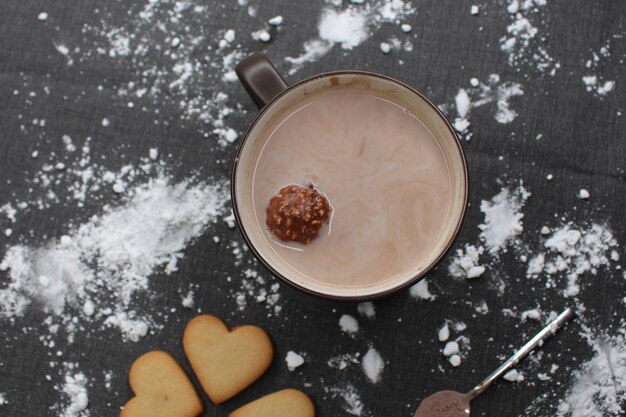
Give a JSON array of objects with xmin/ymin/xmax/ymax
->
[{"xmin": 251, "ymin": 90, "xmax": 452, "ymax": 288}]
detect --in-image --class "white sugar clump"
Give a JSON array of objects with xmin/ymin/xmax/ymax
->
[
  {"xmin": 223, "ymin": 29, "xmax": 236, "ymax": 44},
  {"xmin": 543, "ymin": 224, "xmax": 618, "ymax": 297},
  {"xmin": 470, "ymin": 5, "xmax": 479, "ymax": 15},
  {"xmin": 438, "ymin": 323, "xmax": 450, "ymax": 342},
  {"xmin": 285, "ymin": 351, "xmax": 305, "ymax": 371},
  {"xmin": 339, "ymin": 314, "xmax": 359, "ymax": 334},
  {"xmin": 443, "ymin": 341, "xmax": 460, "ymax": 357},
  {"xmin": 380, "ymin": 42, "xmax": 391, "ymax": 54},
  {"xmin": 0, "ymin": 393, "xmax": 6, "ymax": 405},
  {"xmin": 401, "ymin": 23, "xmax": 412, "ymax": 33},
  {"xmin": 268, "ymin": 15, "xmax": 284, "ymax": 26},
  {"xmin": 457, "ymin": 75, "xmax": 524, "ymax": 124},
  {"xmin": 449, "ymin": 244, "xmax": 485, "ymax": 279},
  {"xmin": 409, "ymin": 278, "xmax": 435, "ymax": 300},
  {"xmin": 82, "ymin": 300, "xmax": 95, "ymax": 317},
  {"xmin": 455, "ymin": 88, "xmax": 471, "ymax": 118},
  {"xmin": 453, "ymin": 118, "xmax": 471, "ymax": 135},
  {"xmin": 148, "ymin": 148, "xmax": 159, "ymax": 161},
  {"xmin": 596, "ymin": 80, "xmax": 615, "ymax": 96},
  {"xmin": 503, "ymin": 369, "xmax": 524, "ymax": 382},
  {"xmin": 449, "ymin": 354, "xmax": 462, "ymax": 367},
  {"xmin": 319, "ymin": 8, "xmax": 368, "ymax": 49},
  {"xmin": 577, "ymin": 189, "xmax": 590, "ymax": 199},
  {"xmin": 479, "ymin": 184, "xmax": 530, "ymax": 254},
  {"xmin": 526, "ymin": 253, "xmax": 545, "ymax": 277},
  {"xmin": 181, "ymin": 290, "xmax": 194, "ymax": 309},
  {"xmin": 101, "ymin": 118, "xmax": 110, "ymax": 127},
  {"xmin": 58, "ymin": 372, "xmax": 89, "ymax": 417},
  {"xmin": 362, "ymin": 348, "xmax": 384, "ymax": 383},
  {"xmin": 521, "ymin": 309, "xmax": 541, "ymax": 321},
  {"xmin": 251, "ymin": 29, "xmax": 271, "ymax": 42},
  {"xmin": 357, "ymin": 302, "xmax": 375, "ymax": 319},
  {"xmin": 38, "ymin": 12, "xmax": 48, "ymax": 21}
]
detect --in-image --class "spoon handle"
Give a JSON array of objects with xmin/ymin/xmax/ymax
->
[{"xmin": 465, "ymin": 307, "xmax": 574, "ymax": 401}]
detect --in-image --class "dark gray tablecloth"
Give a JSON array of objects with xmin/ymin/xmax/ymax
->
[{"xmin": 0, "ymin": 1, "xmax": 624, "ymax": 416}]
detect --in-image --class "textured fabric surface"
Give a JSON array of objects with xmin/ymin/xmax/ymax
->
[{"xmin": 0, "ymin": 1, "xmax": 624, "ymax": 417}]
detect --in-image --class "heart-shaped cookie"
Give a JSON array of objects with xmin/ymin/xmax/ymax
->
[
  {"xmin": 229, "ymin": 389, "xmax": 315, "ymax": 417},
  {"xmin": 120, "ymin": 351, "xmax": 203, "ymax": 417},
  {"xmin": 183, "ymin": 314, "xmax": 273, "ymax": 404}
]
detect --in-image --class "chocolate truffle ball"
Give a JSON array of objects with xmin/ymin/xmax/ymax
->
[{"xmin": 266, "ymin": 184, "xmax": 331, "ymax": 244}]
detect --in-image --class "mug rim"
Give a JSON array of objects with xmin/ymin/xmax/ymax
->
[{"xmin": 231, "ymin": 70, "xmax": 470, "ymax": 301}]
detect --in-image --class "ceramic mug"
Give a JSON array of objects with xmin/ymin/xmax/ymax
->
[{"xmin": 232, "ymin": 53, "xmax": 468, "ymax": 301}]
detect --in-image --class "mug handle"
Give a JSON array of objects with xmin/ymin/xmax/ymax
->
[{"xmin": 235, "ymin": 53, "xmax": 289, "ymax": 108}]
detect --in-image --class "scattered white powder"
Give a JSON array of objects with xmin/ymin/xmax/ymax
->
[
  {"xmin": 57, "ymin": 371, "xmax": 89, "ymax": 417},
  {"xmin": 438, "ymin": 323, "xmax": 450, "ymax": 342},
  {"xmin": 0, "ymin": 173, "xmax": 228, "ymax": 340},
  {"xmin": 357, "ymin": 302, "xmax": 375, "ymax": 319},
  {"xmin": 538, "ymin": 224, "xmax": 618, "ymax": 297},
  {"xmin": 339, "ymin": 314, "xmax": 359, "ymax": 334},
  {"xmin": 581, "ymin": 41, "xmax": 617, "ymax": 98},
  {"xmin": 443, "ymin": 341, "xmax": 460, "ymax": 357},
  {"xmin": 286, "ymin": 1, "xmax": 415, "ymax": 74},
  {"xmin": 453, "ymin": 75, "xmax": 524, "ymax": 131},
  {"xmin": 449, "ymin": 244, "xmax": 485, "ymax": 279},
  {"xmin": 409, "ymin": 278, "xmax": 435, "ymax": 300},
  {"xmin": 555, "ymin": 332, "xmax": 626, "ymax": 417},
  {"xmin": 65, "ymin": 0, "xmax": 246, "ymax": 144},
  {"xmin": 479, "ymin": 184, "xmax": 530, "ymax": 253},
  {"xmin": 327, "ymin": 383, "xmax": 365, "ymax": 416},
  {"xmin": 362, "ymin": 348, "xmax": 384, "ymax": 383},
  {"xmin": 499, "ymin": 1, "xmax": 559, "ymax": 75},
  {"xmin": 526, "ymin": 253, "xmax": 545, "ymax": 277},
  {"xmin": 503, "ymin": 369, "xmax": 525, "ymax": 382},
  {"xmin": 232, "ymin": 269, "xmax": 282, "ymax": 316},
  {"xmin": 328, "ymin": 353, "xmax": 361, "ymax": 370},
  {"xmin": 285, "ymin": 351, "xmax": 305, "ymax": 371}
]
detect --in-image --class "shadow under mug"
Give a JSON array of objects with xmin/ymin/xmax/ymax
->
[{"xmin": 232, "ymin": 53, "xmax": 469, "ymax": 301}]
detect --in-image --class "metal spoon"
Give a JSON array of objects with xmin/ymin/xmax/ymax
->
[{"xmin": 413, "ymin": 307, "xmax": 575, "ymax": 417}]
